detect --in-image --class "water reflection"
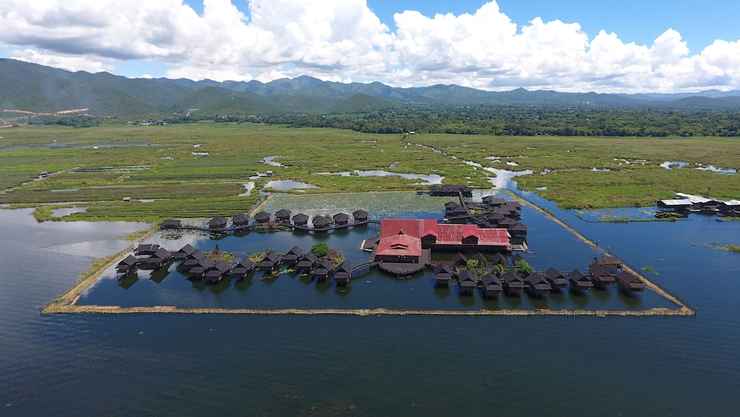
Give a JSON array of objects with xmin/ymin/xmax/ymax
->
[{"xmin": 265, "ymin": 180, "xmax": 319, "ymax": 191}]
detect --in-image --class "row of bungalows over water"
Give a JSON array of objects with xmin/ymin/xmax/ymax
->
[
  {"xmin": 433, "ymin": 254, "xmax": 645, "ymax": 298},
  {"xmin": 444, "ymin": 196, "xmax": 528, "ymax": 247},
  {"xmin": 160, "ymin": 210, "xmax": 370, "ymax": 234},
  {"xmin": 657, "ymin": 194, "xmax": 740, "ymax": 217},
  {"xmin": 117, "ymin": 244, "xmax": 352, "ymax": 287}
]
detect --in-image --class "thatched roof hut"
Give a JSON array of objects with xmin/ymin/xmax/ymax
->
[
  {"xmin": 229, "ymin": 258, "xmax": 255, "ymax": 278},
  {"xmin": 333, "ymin": 212, "xmax": 350, "ymax": 225},
  {"xmin": 292, "ymin": 213, "xmax": 309, "ymax": 226},
  {"xmin": 457, "ymin": 270, "xmax": 476, "ymax": 295},
  {"xmin": 312, "ymin": 215, "xmax": 332, "ymax": 230},
  {"xmin": 502, "ymin": 271, "xmax": 524, "ymax": 296},
  {"xmin": 352, "ymin": 209, "xmax": 368, "ymax": 223},
  {"xmin": 254, "ymin": 211, "xmax": 271, "ymax": 224},
  {"xmin": 333, "ymin": 265, "xmax": 351, "ymax": 286},
  {"xmin": 569, "ymin": 269, "xmax": 593, "ymax": 292},
  {"xmin": 616, "ymin": 271, "xmax": 645, "ymax": 293},
  {"xmin": 275, "ymin": 209, "xmax": 292, "ymax": 223},
  {"xmin": 208, "ymin": 216, "xmax": 227, "ymax": 230},
  {"xmin": 525, "ymin": 272, "xmax": 551, "ymax": 297},
  {"xmin": 481, "ymin": 274, "xmax": 502, "ymax": 298},
  {"xmin": 544, "ymin": 267, "xmax": 567, "ymax": 290},
  {"xmin": 116, "ymin": 255, "xmax": 138, "ymax": 275},
  {"xmin": 134, "ymin": 244, "xmax": 160, "ymax": 256},
  {"xmin": 232, "ymin": 213, "xmax": 250, "ymax": 227}
]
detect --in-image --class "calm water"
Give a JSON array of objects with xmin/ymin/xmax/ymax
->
[
  {"xmin": 78, "ymin": 200, "xmax": 671, "ymax": 311},
  {"xmin": 2, "ymin": 192, "xmax": 740, "ymax": 416}
]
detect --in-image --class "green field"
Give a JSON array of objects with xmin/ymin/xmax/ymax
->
[
  {"xmin": 0, "ymin": 123, "xmax": 738, "ymax": 219},
  {"xmin": 0, "ymin": 123, "xmax": 484, "ymax": 220},
  {"xmin": 409, "ymin": 134, "xmax": 740, "ymax": 208}
]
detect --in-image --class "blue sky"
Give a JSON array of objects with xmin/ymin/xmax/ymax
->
[
  {"xmin": 184, "ymin": 0, "xmax": 740, "ymax": 51},
  {"xmin": 3, "ymin": 0, "xmax": 740, "ymax": 92}
]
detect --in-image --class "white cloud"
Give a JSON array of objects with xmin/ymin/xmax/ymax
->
[
  {"xmin": 9, "ymin": 48, "xmax": 114, "ymax": 73},
  {"xmin": 0, "ymin": 0, "xmax": 739, "ymax": 92}
]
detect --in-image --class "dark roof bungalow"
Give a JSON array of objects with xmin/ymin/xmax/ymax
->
[
  {"xmin": 137, "ymin": 248, "xmax": 173, "ymax": 270},
  {"xmin": 229, "ymin": 258, "xmax": 255, "ymax": 279},
  {"xmin": 295, "ymin": 253, "xmax": 318, "ymax": 273},
  {"xmin": 435, "ymin": 265, "xmax": 453, "ymax": 288},
  {"xmin": 281, "ymin": 246, "xmax": 304, "ymax": 266},
  {"xmin": 311, "ymin": 259, "xmax": 333, "ymax": 281},
  {"xmin": 569, "ymin": 269, "xmax": 593, "ymax": 292},
  {"xmin": 187, "ymin": 259, "xmax": 213, "ymax": 279},
  {"xmin": 457, "ymin": 270, "xmax": 477, "ymax": 296},
  {"xmin": 509, "ymin": 223, "xmax": 528, "ymax": 237},
  {"xmin": 160, "ymin": 219, "xmax": 181, "ymax": 230},
  {"xmin": 502, "ymin": 271, "xmax": 524, "ymax": 297},
  {"xmin": 333, "ymin": 265, "xmax": 351, "ymax": 286},
  {"xmin": 592, "ymin": 255, "xmax": 622, "ymax": 271},
  {"xmin": 525, "ymin": 272, "xmax": 551, "ymax": 297},
  {"xmin": 208, "ymin": 216, "xmax": 228, "ymax": 231},
  {"xmin": 292, "ymin": 213, "xmax": 309, "ymax": 227},
  {"xmin": 589, "ymin": 264, "xmax": 617, "ymax": 289},
  {"xmin": 174, "ymin": 244, "xmax": 197, "ymax": 260},
  {"xmin": 181, "ymin": 250, "xmax": 205, "ymax": 264},
  {"xmin": 352, "ymin": 209, "xmax": 369, "ymax": 223},
  {"xmin": 333, "ymin": 212, "xmax": 350, "ymax": 226},
  {"xmin": 134, "ymin": 243, "xmax": 160, "ymax": 256},
  {"xmin": 116, "ymin": 255, "xmax": 138, "ymax": 275},
  {"xmin": 232, "ymin": 213, "xmax": 250, "ymax": 228},
  {"xmin": 544, "ymin": 268, "xmax": 568, "ymax": 291},
  {"xmin": 254, "ymin": 211, "xmax": 271, "ymax": 224},
  {"xmin": 616, "ymin": 271, "xmax": 645, "ymax": 293},
  {"xmin": 257, "ymin": 251, "xmax": 280, "ymax": 271},
  {"xmin": 480, "ymin": 274, "xmax": 502, "ymax": 298},
  {"xmin": 275, "ymin": 209, "xmax": 292, "ymax": 223},
  {"xmin": 312, "ymin": 215, "xmax": 332, "ymax": 231},
  {"xmin": 482, "ymin": 195, "xmax": 507, "ymax": 207},
  {"xmin": 204, "ymin": 261, "xmax": 231, "ymax": 283}
]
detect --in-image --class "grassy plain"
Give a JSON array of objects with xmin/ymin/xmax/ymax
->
[
  {"xmin": 0, "ymin": 123, "xmax": 484, "ymax": 220},
  {"xmin": 1, "ymin": 123, "xmax": 738, "ymax": 218},
  {"xmin": 409, "ymin": 134, "xmax": 740, "ymax": 208}
]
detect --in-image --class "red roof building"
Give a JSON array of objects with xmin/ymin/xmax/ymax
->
[
  {"xmin": 378, "ymin": 219, "xmax": 511, "ymax": 259},
  {"xmin": 375, "ymin": 233, "xmax": 422, "ymax": 259}
]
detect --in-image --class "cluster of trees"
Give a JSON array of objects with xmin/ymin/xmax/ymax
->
[
  {"xmin": 258, "ymin": 106, "xmax": 740, "ymax": 137},
  {"xmin": 28, "ymin": 115, "xmax": 99, "ymax": 127}
]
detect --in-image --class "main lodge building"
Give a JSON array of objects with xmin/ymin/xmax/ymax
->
[{"xmin": 375, "ymin": 218, "xmax": 511, "ymax": 264}]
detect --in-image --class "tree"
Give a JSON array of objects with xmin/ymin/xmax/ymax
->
[{"xmin": 311, "ymin": 243, "xmax": 329, "ymax": 257}]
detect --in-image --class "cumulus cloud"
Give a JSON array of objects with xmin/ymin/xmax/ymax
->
[
  {"xmin": 0, "ymin": 0, "xmax": 739, "ymax": 92},
  {"xmin": 9, "ymin": 48, "xmax": 115, "ymax": 73}
]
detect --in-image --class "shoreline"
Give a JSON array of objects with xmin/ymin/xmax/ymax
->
[{"xmin": 43, "ymin": 305, "xmax": 694, "ymax": 317}]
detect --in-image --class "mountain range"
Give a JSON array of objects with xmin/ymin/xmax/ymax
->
[{"xmin": 1, "ymin": 58, "xmax": 740, "ymax": 118}]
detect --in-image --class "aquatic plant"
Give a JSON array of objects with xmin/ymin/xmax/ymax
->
[
  {"xmin": 515, "ymin": 259, "xmax": 533, "ymax": 275},
  {"xmin": 641, "ymin": 266, "xmax": 660, "ymax": 275},
  {"xmin": 311, "ymin": 243, "xmax": 329, "ymax": 257},
  {"xmin": 726, "ymin": 245, "xmax": 740, "ymax": 254}
]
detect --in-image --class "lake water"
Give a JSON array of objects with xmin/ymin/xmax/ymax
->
[
  {"xmin": 77, "ymin": 195, "xmax": 672, "ymax": 311},
  {"xmin": 2, "ymin": 190, "xmax": 740, "ymax": 416}
]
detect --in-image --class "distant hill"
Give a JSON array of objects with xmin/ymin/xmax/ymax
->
[{"xmin": 1, "ymin": 58, "xmax": 740, "ymax": 117}]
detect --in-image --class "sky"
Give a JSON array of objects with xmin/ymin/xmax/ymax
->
[{"xmin": 1, "ymin": 0, "xmax": 739, "ymax": 93}]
